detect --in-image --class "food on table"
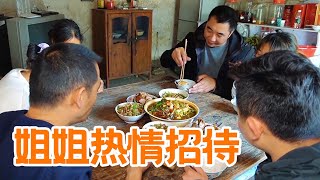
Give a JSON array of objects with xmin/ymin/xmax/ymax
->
[
  {"xmin": 192, "ymin": 118, "xmax": 220, "ymax": 130},
  {"xmin": 178, "ymin": 80, "xmax": 188, "ymax": 86},
  {"xmin": 147, "ymin": 98, "xmax": 197, "ymax": 120},
  {"xmin": 192, "ymin": 118, "xmax": 206, "ymax": 129},
  {"xmin": 117, "ymin": 102, "xmax": 144, "ymax": 116},
  {"xmin": 134, "ymin": 92, "xmax": 156, "ymax": 104},
  {"xmin": 152, "ymin": 123, "xmax": 169, "ymax": 131},
  {"xmin": 162, "ymin": 92, "xmax": 186, "ymax": 99}
]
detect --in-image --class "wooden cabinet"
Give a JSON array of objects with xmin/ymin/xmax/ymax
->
[{"xmin": 92, "ymin": 9, "xmax": 152, "ymax": 87}]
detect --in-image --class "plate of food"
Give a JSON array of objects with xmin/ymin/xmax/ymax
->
[
  {"xmin": 144, "ymin": 98, "xmax": 199, "ymax": 127},
  {"xmin": 159, "ymin": 88, "xmax": 189, "ymax": 99},
  {"xmin": 142, "ymin": 121, "xmax": 171, "ymax": 131},
  {"xmin": 126, "ymin": 92, "xmax": 157, "ymax": 105},
  {"xmin": 115, "ymin": 102, "xmax": 145, "ymax": 124}
]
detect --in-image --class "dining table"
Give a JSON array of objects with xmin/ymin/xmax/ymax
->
[{"xmin": 76, "ymin": 75, "xmax": 267, "ymax": 180}]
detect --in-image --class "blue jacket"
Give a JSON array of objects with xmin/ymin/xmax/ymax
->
[
  {"xmin": 0, "ymin": 111, "xmax": 92, "ymax": 180},
  {"xmin": 160, "ymin": 22, "xmax": 255, "ymax": 100}
]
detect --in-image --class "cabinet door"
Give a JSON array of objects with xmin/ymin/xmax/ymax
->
[
  {"xmin": 132, "ymin": 12, "xmax": 152, "ymax": 74},
  {"xmin": 107, "ymin": 13, "xmax": 132, "ymax": 78}
]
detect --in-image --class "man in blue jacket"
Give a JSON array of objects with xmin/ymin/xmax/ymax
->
[
  {"xmin": 0, "ymin": 43, "xmax": 103, "ymax": 180},
  {"xmin": 160, "ymin": 5, "xmax": 255, "ymax": 100}
]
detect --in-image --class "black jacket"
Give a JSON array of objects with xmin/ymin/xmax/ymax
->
[
  {"xmin": 160, "ymin": 22, "xmax": 255, "ymax": 100},
  {"xmin": 255, "ymin": 143, "xmax": 320, "ymax": 179}
]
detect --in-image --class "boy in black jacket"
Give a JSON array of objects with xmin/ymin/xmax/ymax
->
[{"xmin": 182, "ymin": 51, "xmax": 320, "ymax": 179}]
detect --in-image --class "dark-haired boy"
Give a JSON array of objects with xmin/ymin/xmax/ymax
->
[{"xmin": 182, "ymin": 51, "xmax": 320, "ymax": 179}]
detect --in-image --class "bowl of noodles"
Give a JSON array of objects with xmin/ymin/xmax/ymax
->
[
  {"xmin": 175, "ymin": 79, "xmax": 196, "ymax": 91},
  {"xmin": 144, "ymin": 98, "xmax": 199, "ymax": 127},
  {"xmin": 115, "ymin": 102, "xmax": 145, "ymax": 124},
  {"xmin": 159, "ymin": 88, "xmax": 189, "ymax": 99}
]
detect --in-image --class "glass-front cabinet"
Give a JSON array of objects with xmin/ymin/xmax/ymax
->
[
  {"xmin": 92, "ymin": 9, "xmax": 152, "ymax": 87},
  {"xmin": 132, "ymin": 13, "xmax": 151, "ymax": 75}
]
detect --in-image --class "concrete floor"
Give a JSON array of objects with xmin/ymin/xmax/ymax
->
[{"xmin": 109, "ymin": 63, "xmax": 177, "ymax": 88}]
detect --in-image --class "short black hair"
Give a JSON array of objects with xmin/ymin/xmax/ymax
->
[
  {"xmin": 230, "ymin": 51, "xmax": 320, "ymax": 142},
  {"xmin": 257, "ymin": 32, "xmax": 298, "ymax": 52},
  {"xmin": 208, "ymin": 5, "xmax": 239, "ymax": 31},
  {"xmin": 48, "ymin": 19, "xmax": 83, "ymax": 43},
  {"xmin": 29, "ymin": 43, "xmax": 102, "ymax": 107},
  {"xmin": 26, "ymin": 43, "xmax": 41, "ymax": 69}
]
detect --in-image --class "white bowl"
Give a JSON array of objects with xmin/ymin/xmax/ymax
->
[
  {"xmin": 136, "ymin": 29, "xmax": 144, "ymax": 36},
  {"xmin": 175, "ymin": 79, "xmax": 196, "ymax": 91},
  {"xmin": 203, "ymin": 160, "xmax": 228, "ymax": 179},
  {"xmin": 312, "ymin": 25, "xmax": 320, "ymax": 31},
  {"xmin": 112, "ymin": 33, "xmax": 122, "ymax": 38},
  {"xmin": 186, "ymin": 153, "xmax": 227, "ymax": 179},
  {"xmin": 115, "ymin": 102, "xmax": 145, "ymax": 124},
  {"xmin": 142, "ymin": 121, "xmax": 174, "ymax": 130},
  {"xmin": 159, "ymin": 88, "xmax": 189, "ymax": 99},
  {"xmin": 144, "ymin": 98, "xmax": 199, "ymax": 127}
]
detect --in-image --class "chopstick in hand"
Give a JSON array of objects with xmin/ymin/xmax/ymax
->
[{"xmin": 180, "ymin": 39, "xmax": 188, "ymax": 80}]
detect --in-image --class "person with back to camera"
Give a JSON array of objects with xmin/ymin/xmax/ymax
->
[
  {"xmin": 0, "ymin": 19, "xmax": 96, "ymax": 114},
  {"xmin": 181, "ymin": 51, "xmax": 320, "ymax": 179},
  {"xmin": 0, "ymin": 43, "xmax": 141, "ymax": 180},
  {"xmin": 0, "ymin": 43, "xmax": 102, "ymax": 179},
  {"xmin": 160, "ymin": 5, "xmax": 255, "ymax": 100}
]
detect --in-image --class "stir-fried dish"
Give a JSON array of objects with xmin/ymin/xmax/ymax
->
[
  {"xmin": 147, "ymin": 98, "xmax": 197, "ymax": 120},
  {"xmin": 163, "ymin": 92, "xmax": 186, "ymax": 99},
  {"xmin": 117, "ymin": 103, "xmax": 144, "ymax": 116}
]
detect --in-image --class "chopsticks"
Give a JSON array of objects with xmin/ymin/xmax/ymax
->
[{"xmin": 180, "ymin": 39, "xmax": 188, "ymax": 80}]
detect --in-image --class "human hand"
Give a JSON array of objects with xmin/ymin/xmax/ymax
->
[
  {"xmin": 189, "ymin": 74, "xmax": 216, "ymax": 93},
  {"xmin": 126, "ymin": 162, "xmax": 152, "ymax": 180},
  {"xmin": 182, "ymin": 166, "xmax": 208, "ymax": 180},
  {"xmin": 171, "ymin": 47, "xmax": 191, "ymax": 67}
]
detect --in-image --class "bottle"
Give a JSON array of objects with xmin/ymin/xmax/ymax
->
[
  {"xmin": 105, "ymin": 0, "xmax": 114, "ymax": 9},
  {"xmin": 97, "ymin": 0, "xmax": 104, "ymax": 9},
  {"xmin": 294, "ymin": 10, "xmax": 302, "ymax": 28}
]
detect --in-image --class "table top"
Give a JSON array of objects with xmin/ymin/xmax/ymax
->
[{"xmin": 76, "ymin": 76, "xmax": 266, "ymax": 180}]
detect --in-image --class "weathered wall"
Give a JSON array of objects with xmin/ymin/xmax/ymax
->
[
  {"xmin": 0, "ymin": 0, "xmax": 175, "ymax": 61},
  {"xmin": 1, "ymin": 0, "xmax": 320, "ymax": 60}
]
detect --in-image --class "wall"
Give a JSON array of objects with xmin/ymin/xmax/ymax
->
[
  {"xmin": 1, "ymin": 0, "xmax": 320, "ymax": 60},
  {"xmin": 0, "ymin": 0, "xmax": 175, "ymax": 61}
]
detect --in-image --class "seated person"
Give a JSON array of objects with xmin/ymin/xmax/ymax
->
[
  {"xmin": 0, "ymin": 43, "xmax": 102, "ymax": 179},
  {"xmin": 182, "ymin": 51, "xmax": 320, "ymax": 179},
  {"xmin": 256, "ymin": 31, "xmax": 298, "ymax": 57},
  {"xmin": 48, "ymin": 19, "xmax": 83, "ymax": 44},
  {"xmin": 231, "ymin": 31, "xmax": 298, "ymax": 106},
  {"xmin": 160, "ymin": 5, "xmax": 255, "ymax": 99},
  {"xmin": 0, "ymin": 19, "xmax": 83, "ymax": 114}
]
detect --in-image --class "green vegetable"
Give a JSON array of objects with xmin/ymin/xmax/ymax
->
[{"xmin": 245, "ymin": 35, "xmax": 261, "ymax": 47}]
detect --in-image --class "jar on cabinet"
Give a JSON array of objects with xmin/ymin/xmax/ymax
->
[
  {"xmin": 252, "ymin": 3, "xmax": 269, "ymax": 25},
  {"xmin": 268, "ymin": 2, "xmax": 285, "ymax": 25},
  {"xmin": 239, "ymin": 0, "xmax": 254, "ymax": 23},
  {"xmin": 225, "ymin": 0, "xmax": 240, "ymax": 11}
]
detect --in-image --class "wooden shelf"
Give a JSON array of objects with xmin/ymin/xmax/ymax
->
[{"xmin": 239, "ymin": 22, "xmax": 319, "ymax": 33}]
